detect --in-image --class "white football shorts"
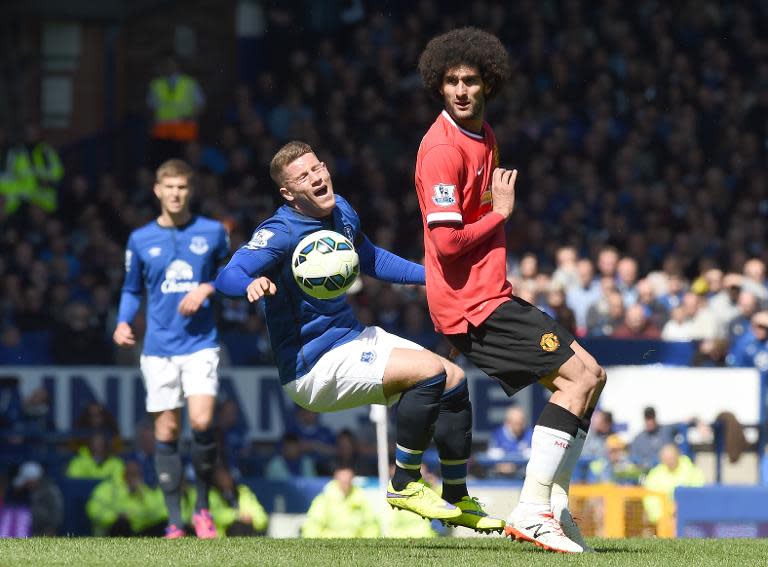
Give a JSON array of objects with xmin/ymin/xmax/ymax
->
[
  {"xmin": 140, "ymin": 347, "xmax": 220, "ymax": 412},
  {"xmin": 283, "ymin": 326, "xmax": 424, "ymax": 413}
]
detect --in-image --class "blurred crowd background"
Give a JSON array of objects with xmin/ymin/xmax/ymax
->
[
  {"xmin": 1, "ymin": 0, "xmax": 767, "ymax": 537},
  {"xmin": 2, "ymin": 0, "xmax": 768, "ymax": 368}
]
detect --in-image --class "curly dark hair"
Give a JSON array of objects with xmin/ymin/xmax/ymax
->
[{"xmin": 418, "ymin": 27, "xmax": 511, "ymax": 101}]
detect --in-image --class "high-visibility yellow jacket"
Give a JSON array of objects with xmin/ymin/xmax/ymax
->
[
  {"xmin": 642, "ymin": 455, "xmax": 705, "ymax": 522},
  {"xmin": 150, "ymin": 75, "xmax": 199, "ymax": 122},
  {"xmin": 1, "ymin": 144, "xmax": 61, "ymax": 212},
  {"xmin": 86, "ymin": 476, "xmax": 167, "ymax": 535},
  {"xmin": 301, "ymin": 480, "xmax": 380, "ymax": 538},
  {"xmin": 66, "ymin": 447, "xmax": 125, "ymax": 481},
  {"xmin": 208, "ymin": 485, "xmax": 269, "ymax": 536}
]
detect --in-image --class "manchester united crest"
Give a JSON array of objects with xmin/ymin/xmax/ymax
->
[{"xmin": 540, "ymin": 332, "xmax": 560, "ymax": 352}]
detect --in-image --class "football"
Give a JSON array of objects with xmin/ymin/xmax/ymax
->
[{"xmin": 291, "ymin": 230, "xmax": 360, "ymax": 299}]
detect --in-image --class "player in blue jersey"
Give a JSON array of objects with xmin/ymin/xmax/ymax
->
[
  {"xmin": 113, "ymin": 159, "xmax": 229, "ymax": 539},
  {"xmin": 216, "ymin": 141, "xmax": 504, "ymax": 531}
]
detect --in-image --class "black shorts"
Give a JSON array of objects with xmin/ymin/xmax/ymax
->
[{"xmin": 447, "ymin": 297, "xmax": 576, "ymax": 397}]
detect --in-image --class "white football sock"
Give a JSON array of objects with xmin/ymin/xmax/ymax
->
[
  {"xmin": 551, "ymin": 428, "xmax": 587, "ymax": 518},
  {"xmin": 517, "ymin": 425, "xmax": 575, "ymax": 515}
]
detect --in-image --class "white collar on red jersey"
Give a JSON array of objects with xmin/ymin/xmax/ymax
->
[{"xmin": 441, "ymin": 110, "xmax": 484, "ymax": 140}]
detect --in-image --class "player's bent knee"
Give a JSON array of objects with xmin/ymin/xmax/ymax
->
[
  {"xmin": 444, "ymin": 362, "xmax": 465, "ymax": 389},
  {"xmin": 422, "ymin": 361, "xmax": 446, "ymax": 381},
  {"xmin": 417, "ymin": 354, "xmax": 446, "ymax": 381}
]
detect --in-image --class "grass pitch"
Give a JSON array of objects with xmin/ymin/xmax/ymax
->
[{"xmin": 2, "ymin": 537, "xmax": 768, "ymax": 567}]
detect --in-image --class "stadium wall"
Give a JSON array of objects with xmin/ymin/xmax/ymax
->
[{"xmin": 6, "ymin": 365, "xmax": 761, "ymax": 443}]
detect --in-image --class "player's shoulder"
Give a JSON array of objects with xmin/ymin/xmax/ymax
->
[
  {"xmin": 129, "ymin": 219, "xmax": 161, "ymax": 242},
  {"xmin": 419, "ymin": 115, "xmax": 465, "ymax": 159},
  {"xmin": 243, "ymin": 211, "xmax": 293, "ymax": 251},
  {"xmin": 333, "ymin": 193, "xmax": 354, "ymax": 213},
  {"xmin": 420, "ymin": 113, "xmax": 456, "ymax": 149}
]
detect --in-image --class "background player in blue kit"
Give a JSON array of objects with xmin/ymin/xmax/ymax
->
[
  {"xmin": 215, "ymin": 141, "xmax": 504, "ymax": 532},
  {"xmin": 113, "ymin": 159, "xmax": 229, "ymax": 539}
]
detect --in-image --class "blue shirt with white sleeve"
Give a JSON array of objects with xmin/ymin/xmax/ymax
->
[
  {"xmin": 215, "ymin": 194, "xmax": 425, "ymax": 385},
  {"xmin": 117, "ymin": 216, "xmax": 229, "ymax": 356}
]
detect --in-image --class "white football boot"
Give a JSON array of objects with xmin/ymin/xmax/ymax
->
[
  {"xmin": 556, "ymin": 507, "xmax": 594, "ymax": 552},
  {"xmin": 504, "ymin": 507, "xmax": 583, "ymax": 554}
]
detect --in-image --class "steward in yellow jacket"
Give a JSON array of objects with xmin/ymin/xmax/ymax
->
[
  {"xmin": 86, "ymin": 461, "xmax": 167, "ymax": 536},
  {"xmin": 643, "ymin": 443, "xmax": 705, "ymax": 523},
  {"xmin": 66, "ymin": 434, "xmax": 125, "ymax": 481},
  {"xmin": 302, "ymin": 466, "xmax": 379, "ymax": 538},
  {"xmin": 208, "ymin": 465, "xmax": 268, "ymax": 536}
]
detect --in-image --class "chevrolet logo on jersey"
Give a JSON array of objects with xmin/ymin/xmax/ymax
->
[{"xmin": 161, "ymin": 259, "xmax": 199, "ymax": 293}]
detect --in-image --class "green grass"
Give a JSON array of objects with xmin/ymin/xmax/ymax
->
[{"xmin": 2, "ymin": 537, "xmax": 768, "ymax": 567}]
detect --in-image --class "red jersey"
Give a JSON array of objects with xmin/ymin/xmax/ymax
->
[{"xmin": 415, "ymin": 110, "xmax": 513, "ymax": 334}]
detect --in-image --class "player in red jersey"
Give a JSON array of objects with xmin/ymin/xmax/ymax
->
[{"xmin": 415, "ymin": 28, "xmax": 607, "ymax": 554}]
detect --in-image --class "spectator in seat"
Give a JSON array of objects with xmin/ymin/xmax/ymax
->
[
  {"xmin": 286, "ymin": 406, "xmax": 336, "ymax": 471},
  {"xmin": 681, "ymin": 292, "xmax": 719, "ymax": 340},
  {"xmin": 634, "ymin": 278, "xmax": 668, "ymax": 329},
  {"xmin": 741, "ymin": 258, "xmax": 768, "ymax": 302},
  {"xmin": 658, "ymin": 272, "xmax": 687, "ymax": 313},
  {"xmin": 335, "ymin": 428, "xmax": 377, "ymax": 476},
  {"xmin": 19, "ymin": 386, "xmax": 55, "ymax": 438},
  {"xmin": 586, "ymin": 287, "xmax": 624, "ymax": 337},
  {"xmin": 728, "ymin": 290, "xmax": 759, "ymax": 342},
  {"xmin": 302, "ymin": 465, "xmax": 380, "ymax": 538},
  {"xmin": 616, "ymin": 257, "xmax": 639, "ymax": 306},
  {"xmin": 5, "ymin": 461, "xmax": 63, "ymax": 536},
  {"xmin": 86, "ymin": 459, "xmax": 166, "ymax": 536},
  {"xmin": 727, "ymin": 311, "xmax": 768, "ymax": 370},
  {"xmin": 208, "ymin": 464, "xmax": 268, "ymax": 536},
  {"xmin": 566, "ymin": 258, "xmax": 601, "ymax": 336},
  {"xmin": 264, "ymin": 432, "xmax": 317, "ymax": 480},
  {"xmin": 486, "ymin": 405, "xmax": 533, "ymax": 478},
  {"xmin": 629, "ymin": 407, "xmax": 678, "ymax": 472},
  {"xmin": 642, "ymin": 444, "xmax": 705, "ymax": 524},
  {"xmin": 545, "ymin": 284, "xmax": 577, "ymax": 337},
  {"xmin": 709, "ymin": 273, "xmax": 744, "ymax": 337},
  {"xmin": 661, "ymin": 306, "xmax": 694, "ymax": 341},
  {"xmin": 581, "ymin": 410, "xmax": 614, "ymax": 460},
  {"xmin": 71, "ymin": 401, "xmax": 123, "ymax": 454},
  {"xmin": 66, "ymin": 432, "xmax": 125, "ymax": 481},
  {"xmin": 612, "ymin": 304, "xmax": 662, "ymax": 339},
  {"xmin": 587, "ymin": 435, "xmax": 641, "ymax": 485}
]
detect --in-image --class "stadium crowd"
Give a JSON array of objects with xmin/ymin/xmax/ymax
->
[
  {"xmin": 1, "ymin": 0, "xmax": 768, "ymax": 536},
  {"xmin": 2, "ymin": 1, "xmax": 768, "ymax": 368}
]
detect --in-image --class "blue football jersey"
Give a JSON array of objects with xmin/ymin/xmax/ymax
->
[
  {"xmin": 119, "ymin": 216, "xmax": 229, "ymax": 356},
  {"xmin": 221, "ymin": 195, "xmax": 366, "ymax": 384}
]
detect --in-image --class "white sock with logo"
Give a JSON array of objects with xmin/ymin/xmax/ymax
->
[
  {"xmin": 515, "ymin": 425, "xmax": 575, "ymax": 517},
  {"xmin": 551, "ymin": 428, "xmax": 587, "ymax": 520}
]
